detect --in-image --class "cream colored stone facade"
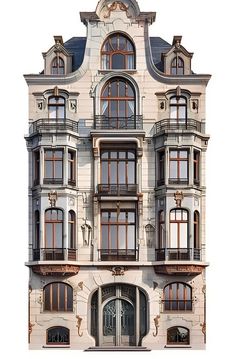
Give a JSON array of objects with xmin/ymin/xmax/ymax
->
[{"xmin": 25, "ymin": 0, "xmax": 210, "ymax": 350}]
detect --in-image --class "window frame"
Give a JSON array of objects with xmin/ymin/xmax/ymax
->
[
  {"xmin": 169, "ymin": 208, "xmax": 189, "ymax": 249},
  {"xmin": 44, "ymin": 208, "xmax": 64, "ymax": 249},
  {"xmin": 163, "ymin": 282, "xmax": 192, "ymax": 311},
  {"xmin": 33, "ymin": 150, "xmax": 40, "ymax": 186},
  {"xmin": 44, "ymin": 149, "xmax": 64, "ymax": 184},
  {"xmin": 169, "ymin": 149, "xmax": 189, "ymax": 184},
  {"xmin": 171, "ymin": 56, "xmax": 184, "ymax": 75},
  {"xmin": 44, "ymin": 282, "xmax": 73, "ymax": 312},
  {"xmin": 48, "ymin": 96, "xmax": 66, "ymax": 119},
  {"xmin": 101, "ymin": 33, "xmax": 135, "ymax": 70},
  {"xmin": 158, "ymin": 210, "xmax": 165, "ymax": 249},
  {"xmin": 46, "ymin": 326, "xmax": 70, "ymax": 345},
  {"xmin": 68, "ymin": 149, "xmax": 76, "ymax": 186},
  {"xmin": 193, "ymin": 150, "xmax": 200, "ymax": 185},
  {"xmin": 68, "ymin": 210, "xmax": 76, "ymax": 249},
  {"xmin": 194, "ymin": 211, "xmax": 200, "ymax": 250},
  {"xmin": 51, "ymin": 56, "xmax": 65, "ymax": 75},
  {"xmin": 170, "ymin": 96, "xmax": 187, "ymax": 122}
]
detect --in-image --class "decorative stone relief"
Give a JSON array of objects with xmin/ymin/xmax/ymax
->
[
  {"xmin": 48, "ymin": 191, "xmax": 58, "ymax": 207},
  {"xmin": 104, "ymin": 1, "xmax": 131, "ymax": 18},
  {"xmin": 36, "ymin": 100, "xmax": 44, "ymax": 111},
  {"xmin": 81, "ymin": 218, "xmax": 92, "ymax": 246},
  {"xmin": 191, "ymin": 99, "xmax": 199, "ymax": 113},
  {"xmin": 110, "ymin": 266, "xmax": 126, "ymax": 276},
  {"xmin": 78, "ymin": 281, "xmax": 83, "ymax": 290},
  {"xmin": 174, "ymin": 191, "xmax": 184, "ymax": 207},
  {"xmin": 69, "ymin": 99, "xmax": 77, "ymax": 113},
  {"xmin": 153, "ymin": 315, "xmax": 160, "ymax": 337},
  {"xmin": 145, "ymin": 224, "xmax": 155, "ymax": 248},
  {"xmin": 28, "ymin": 322, "xmax": 35, "ymax": 343},
  {"xmin": 158, "ymin": 99, "xmax": 166, "ymax": 111},
  {"xmin": 76, "ymin": 315, "xmax": 83, "ymax": 337},
  {"xmin": 69, "ymin": 197, "xmax": 75, "ymax": 206}
]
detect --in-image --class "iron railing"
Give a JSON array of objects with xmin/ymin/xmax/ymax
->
[
  {"xmin": 156, "ymin": 248, "xmax": 201, "ymax": 261},
  {"xmin": 33, "ymin": 248, "xmax": 77, "ymax": 261},
  {"xmin": 98, "ymin": 249, "xmax": 138, "ymax": 261},
  {"xmin": 168, "ymin": 178, "xmax": 189, "ymax": 185},
  {"xmin": 163, "ymin": 300, "xmax": 192, "ymax": 311},
  {"xmin": 98, "ymin": 184, "xmax": 138, "ymax": 196},
  {"xmin": 154, "ymin": 118, "xmax": 202, "ymax": 134},
  {"xmin": 94, "ymin": 115, "xmax": 143, "ymax": 130},
  {"xmin": 31, "ymin": 118, "xmax": 78, "ymax": 133}
]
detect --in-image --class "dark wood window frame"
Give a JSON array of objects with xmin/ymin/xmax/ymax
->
[
  {"xmin": 44, "ymin": 149, "xmax": 63, "ymax": 184},
  {"xmin": 68, "ymin": 210, "xmax": 76, "ymax": 249},
  {"xmin": 167, "ymin": 326, "xmax": 190, "ymax": 345},
  {"xmin": 68, "ymin": 149, "xmax": 76, "ymax": 186},
  {"xmin": 51, "ymin": 56, "xmax": 65, "ymax": 75},
  {"xmin": 169, "ymin": 149, "xmax": 189, "ymax": 184},
  {"xmin": 48, "ymin": 96, "xmax": 66, "ymax": 119},
  {"xmin": 170, "ymin": 96, "xmax": 187, "ymax": 122},
  {"xmin": 101, "ymin": 33, "xmax": 135, "ymax": 70},
  {"xmin": 163, "ymin": 282, "xmax": 192, "ymax": 311},
  {"xmin": 33, "ymin": 150, "xmax": 40, "ymax": 186},
  {"xmin": 157, "ymin": 150, "xmax": 165, "ymax": 186},
  {"xmin": 44, "ymin": 282, "xmax": 73, "ymax": 312},
  {"xmin": 170, "ymin": 208, "xmax": 189, "ymax": 249},
  {"xmin": 193, "ymin": 150, "xmax": 200, "ymax": 185},
  {"xmin": 194, "ymin": 211, "xmax": 200, "ymax": 250},
  {"xmin": 45, "ymin": 208, "xmax": 64, "ymax": 249},
  {"xmin": 34, "ymin": 210, "xmax": 40, "ymax": 249},
  {"xmin": 46, "ymin": 326, "xmax": 70, "ymax": 345},
  {"xmin": 158, "ymin": 210, "xmax": 165, "ymax": 248},
  {"xmin": 171, "ymin": 56, "xmax": 184, "ymax": 75}
]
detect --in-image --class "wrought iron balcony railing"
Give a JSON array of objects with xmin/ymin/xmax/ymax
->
[
  {"xmin": 156, "ymin": 248, "xmax": 201, "ymax": 261},
  {"xmin": 154, "ymin": 118, "xmax": 202, "ymax": 134},
  {"xmin": 163, "ymin": 300, "xmax": 192, "ymax": 311},
  {"xmin": 94, "ymin": 115, "xmax": 143, "ymax": 130},
  {"xmin": 31, "ymin": 118, "xmax": 79, "ymax": 133},
  {"xmin": 33, "ymin": 248, "xmax": 77, "ymax": 261},
  {"xmin": 98, "ymin": 249, "xmax": 138, "ymax": 261},
  {"xmin": 98, "ymin": 184, "xmax": 138, "ymax": 196}
]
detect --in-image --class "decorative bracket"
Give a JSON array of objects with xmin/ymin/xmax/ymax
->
[
  {"xmin": 76, "ymin": 315, "xmax": 83, "ymax": 337},
  {"xmin": 153, "ymin": 315, "xmax": 160, "ymax": 337},
  {"xmin": 111, "ymin": 266, "xmax": 126, "ymax": 276}
]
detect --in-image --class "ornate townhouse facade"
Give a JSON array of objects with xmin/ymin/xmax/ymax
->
[{"xmin": 25, "ymin": 0, "xmax": 210, "ymax": 350}]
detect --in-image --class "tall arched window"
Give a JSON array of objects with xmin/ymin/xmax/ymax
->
[
  {"xmin": 101, "ymin": 33, "xmax": 135, "ymax": 69},
  {"xmin": 194, "ymin": 211, "xmax": 200, "ymax": 260},
  {"xmin": 47, "ymin": 326, "xmax": 70, "ymax": 345},
  {"xmin": 100, "ymin": 78, "xmax": 135, "ymax": 129},
  {"xmin": 48, "ymin": 96, "xmax": 65, "ymax": 119},
  {"xmin": 167, "ymin": 326, "xmax": 189, "ymax": 345},
  {"xmin": 44, "ymin": 282, "xmax": 73, "ymax": 312},
  {"xmin": 170, "ymin": 209, "xmax": 189, "ymax": 259},
  {"xmin": 51, "ymin": 57, "xmax": 65, "ymax": 75},
  {"xmin": 164, "ymin": 282, "xmax": 192, "ymax": 311},
  {"xmin": 68, "ymin": 211, "xmax": 76, "ymax": 249},
  {"xmin": 45, "ymin": 209, "xmax": 64, "ymax": 260},
  {"xmin": 170, "ymin": 96, "xmax": 187, "ymax": 124},
  {"xmin": 171, "ymin": 56, "xmax": 184, "ymax": 75}
]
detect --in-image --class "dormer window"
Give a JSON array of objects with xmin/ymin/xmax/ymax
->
[
  {"xmin": 48, "ymin": 96, "xmax": 65, "ymax": 119},
  {"xmin": 51, "ymin": 56, "xmax": 65, "ymax": 75},
  {"xmin": 171, "ymin": 56, "xmax": 184, "ymax": 75},
  {"xmin": 101, "ymin": 33, "xmax": 135, "ymax": 70}
]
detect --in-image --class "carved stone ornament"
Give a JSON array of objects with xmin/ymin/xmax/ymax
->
[
  {"xmin": 76, "ymin": 315, "xmax": 83, "ymax": 337},
  {"xmin": 174, "ymin": 191, "xmax": 184, "ymax": 207},
  {"xmin": 28, "ymin": 321, "xmax": 35, "ymax": 342},
  {"xmin": 78, "ymin": 281, "xmax": 83, "ymax": 290},
  {"xmin": 81, "ymin": 218, "xmax": 92, "ymax": 246},
  {"xmin": 48, "ymin": 191, "xmax": 58, "ymax": 207},
  {"xmin": 32, "ymin": 264, "xmax": 80, "ymax": 276},
  {"xmin": 153, "ymin": 315, "xmax": 160, "ymax": 337},
  {"xmin": 104, "ymin": 1, "xmax": 131, "ymax": 18},
  {"xmin": 154, "ymin": 264, "xmax": 205, "ymax": 275},
  {"xmin": 111, "ymin": 266, "xmax": 126, "ymax": 276},
  {"xmin": 200, "ymin": 322, "xmax": 206, "ymax": 336},
  {"xmin": 69, "ymin": 99, "xmax": 77, "ymax": 112}
]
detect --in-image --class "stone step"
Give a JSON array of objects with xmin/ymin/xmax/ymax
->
[{"xmin": 84, "ymin": 346, "xmax": 151, "ymax": 352}]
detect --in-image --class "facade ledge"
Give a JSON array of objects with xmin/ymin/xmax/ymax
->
[
  {"xmin": 25, "ymin": 261, "xmax": 80, "ymax": 276},
  {"xmin": 153, "ymin": 261, "xmax": 208, "ymax": 275},
  {"xmin": 164, "ymin": 345, "xmax": 192, "ymax": 349},
  {"xmin": 90, "ymin": 130, "xmax": 145, "ymax": 137}
]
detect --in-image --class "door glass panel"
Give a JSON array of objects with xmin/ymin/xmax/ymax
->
[
  {"xmin": 121, "ymin": 301, "xmax": 134, "ymax": 336},
  {"xmin": 103, "ymin": 300, "xmax": 116, "ymax": 336}
]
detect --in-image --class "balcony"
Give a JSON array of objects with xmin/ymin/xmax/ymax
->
[
  {"xmin": 30, "ymin": 118, "xmax": 78, "ymax": 134},
  {"xmin": 98, "ymin": 249, "xmax": 138, "ymax": 261},
  {"xmin": 154, "ymin": 248, "xmax": 205, "ymax": 275},
  {"xmin": 97, "ymin": 184, "xmax": 138, "ymax": 196},
  {"xmin": 94, "ymin": 115, "xmax": 143, "ymax": 130},
  {"xmin": 29, "ymin": 248, "xmax": 80, "ymax": 276},
  {"xmin": 154, "ymin": 118, "xmax": 202, "ymax": 135}
]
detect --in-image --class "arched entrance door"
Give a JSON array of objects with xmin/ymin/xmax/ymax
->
[{"xmin": 91, "ymin": 284, "xmax": 147, "ymax": 347}]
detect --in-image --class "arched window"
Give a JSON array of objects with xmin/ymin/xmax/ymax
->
[
  {"xmin": 47, "ymin": 326, "xmax": 70, "ymax": 345},
  {"xmin": 170, "ymin": 96, "xmax": 187, "ymax": 123},
  {"xmin": 164, "ymin": 282, "xmax": 192, "ymax": 311},
  {"xmin": 44, "ymin": 282, "xmax": 73, "ymax": 312},
  {"xmin": 158, "ymin": 210, "xmax": 165, "ymax": 248},
  {"xmin": 51, "ymin": 57, "xmax": 65, "ymax": 75},
  {"xmin": 100, "ymin": 78, "xmax": 135, "ymax": 129},
  {"xmin": 167, "ymin": 326, "xmax": 190, "ymax": 345},
  {"xmin": 45, "ymin": 209, "xmax": 64, "ymax": 260},
  {"xmin": 48, "ymin": 96, "xmax": 65, "ymax": 119},
  {"xmin": 68, "ymin": 211, "xmax": 76, "ymax": 249},
  {"xmin": 170, "ymin": 209, "xmax": 189, "ymax": 259},
  {"xmin": 194, "ymin": 211, "xmax": 200, "ymax": 260},
  {"xmin": 101, "ymin": 33, "xmax": 135, "ymax": 69},
  {"xmin": 171, "ymin": 56, "xmax": 184, "ymax": 75}
]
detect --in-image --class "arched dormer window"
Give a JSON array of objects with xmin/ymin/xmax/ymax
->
[
  {"xmin": 171, "ymin": 56, "xmax": 184, "ymax": 75},
  {"xmin": 100, "ymin": 78, "xmax": 135, "ymax": 129},
  {"xmin": 169, "ymin": 209, "xmax": 189, "ymax": 259},
  {"xmin": 101, "ymin": 33, "xmax": 135, "ymax": 70},
  {"xmin": 164, "ymin": 282, "xmax": 192, "ymax": 311},
  {"xmin": 167, "ymin": 326, "xmax": 190, "ymax": 345},
  {"xmin": 48, "ymin": 96, "xmax": 65, "ymax": 119},
  {"xmin": 51, "ymin": 56, "xmax": 65, "ymax": 75},
  {"xmin": 44, "ymin": 282, "xmax": 73, "ymax": 312}
]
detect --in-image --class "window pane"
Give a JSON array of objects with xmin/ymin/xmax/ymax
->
[
  {"xmin": 46, "ymin": 223, "xmax": 53, "ymax": 247},
  {"xmin": 180, "ymin": 223, "xmax": 188, "ymax": 247},
  {"xmin": 52, "ymin": 284, "xmax": 58, "ymax": 311},
  {"xmin": 118, "ymin": 212, "xmax": 126, "ymax": 222},
  {"xmin": 118, "ymin": 225, "xmax": 126, "ymax": 249},
  {"xmin": 170, "ymin": 151, "xmax": 177, "ymax": 158},
  {"xmin": 101, "ymin": 162, "xmax": 108, "ymax": 183},
  {"xmin": 127, "ymin": 226, "xmax": 135, "ymax": 248},
  {"xmin": 110, "ymin": 225, "xmax": 117, "ymax": 249},
  {"xmin": 110, "ymin": 161, "xmax": 117, "ymax": 183},
  {"xmin": 170, "ymin": 106, "xmax": 177, "ymax": 118},
  {"xmin": 128, "ymin": 212, "xmax": 135, "ymax": 222},
  {"xmin": 127, "ymin": 54, "xmax": 134, "ymax": 69},
  {"xmin": 170, "ymin": 161, "xmax": 177, "ymax": 178},
  {"xmin": 44, "ymin": 285, "xmax": 51, "ymax": 310},
  {"xmin": 45, "ymin": 161, "xmax": 52, "ymax": 178},
  {"xmin": 55, "ymin": 161, "xmax": 63, "ymax": 178},
  {"xmin": 59, "ymin": 284, "xmax": 65, "ymax": 311},
  {"xmin": 102, "ymin": 226, "xmax": 108, "ymax": 248},
  {"xmin": 112, "ymin": 53, "xmax": 125, "ymax": 69},
  {"xmin": 118, "ymin": 161, "xmax": 125, "ymax": 184},
  {"xmin": 179, "ymin": 151, "xmax": 188, "ymax": 158},
  {"xmin": 175, "ymin": 209, "xmax": 182, "ymax": 220},
  {"xmin": 182, "ymin": 210, "xmax": 188, "ymax": 221},
  {"xmin": 49, "ymin": 106, "xmax": 57, "ymax": 118},
  {"xmin": 127, "ymin": 162, "xmax": 135, "ymax": 183},
  {"xmin": 179, "ymin": 106, "xmax": 186, "ymax": 118},
  {"xmin": 67, "ymin": 287, "xmax": 73, "ymax": 311},
  {"xmin": 101, "ymin": 151, "xmax": 109, "ymax": 159},
  {"xmin": 170, "ymin": 223, "xmax": 178, "ymax": 247},
  {"xmin": 58, "ymin": 106, "xmax": 65, "ymax": 118},
  {"xmin": 180, "ymin": 161, "xmax": 188, "ymax": 178},
  {"xmin": 111, "ymin": 82, "xmax": 118, "ymax": 97},
  {"xmin": 55, "ymin": 223, "xmax": 63, "ymax": 247},
  {"xmin": 102, "ymin": 212, "xmax": 109, "ymax": 221},
  {"xmin": 119, "ymin": 81, "xmax": 126, "ymax": 97},
  {"xmin": 119, "ymin": 100, "xmax": 125, "ymax": 117},
  {"xmin": 172, "ymin": 283, "xmax": 177, "ymax": 299},
  {"xmin": 178, "ymin": 284, "xmax": 184, "ymax": 300}
]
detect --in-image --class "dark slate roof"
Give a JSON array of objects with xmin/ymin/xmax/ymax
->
[
  {"xmin": 61, "ymin": 36, "xmax": 171, "ymax": 73},
  {"xmin": 64, "ymin": 37, "xmax": 87, "ymax": 72},
  {"xmin": 150, "ymin": 37, "xmax": 171, "ymax": 72}
]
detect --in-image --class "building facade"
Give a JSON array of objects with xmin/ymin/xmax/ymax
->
[{"xmin": 25, "ymin": 0, "xmax": 210, "ymax": 350}]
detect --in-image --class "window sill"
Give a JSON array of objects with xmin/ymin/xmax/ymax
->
[
  {"xmin": 42, "ymin": 345, "xmax": 70, "ymax": 349},
  {"xmin": 165, "ymin": 345, "xmax": 191, "ymax": 349}
]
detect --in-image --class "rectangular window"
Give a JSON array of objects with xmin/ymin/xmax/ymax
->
[
  {"xmin": 157, "ymin": 151, "xmax": 165, "ymax": 186},
  {"xmin": 193, "ymin": 150, "xmax": 200, "ymax": 185},
  {"xmin": 33, "ymin": 150, "xmax": 40, "ymax": 186},
  {"xmin": 44, "ymin": 149, "xmax": 63, "ymax": 184},
  {"xmin": 68, "ymin": 150, "xmax": 76, "ymax": 186},
  {"xmin": 100, "ymin": 209, "xmax": 136, "ymax": 260},
  {"xmin": 169, "ymin": 150, "xmax": 188, "ymax": 184}
]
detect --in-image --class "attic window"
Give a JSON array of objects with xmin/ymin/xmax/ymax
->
[
  {"xmin": 171, "ymin": 56, "xmax": 184, "ymax": 75},
  {"xmin": 51, "ymin": 56, "xmax": 65, "ymax": 75}
]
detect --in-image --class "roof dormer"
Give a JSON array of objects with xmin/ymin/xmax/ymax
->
[
  {"xmin": 42, "ymin": 36, "xmax": 72, "ymax": 75},
  {"xmin": 162, "ymin": 36, "xmax": 193, "ymax": 75}
]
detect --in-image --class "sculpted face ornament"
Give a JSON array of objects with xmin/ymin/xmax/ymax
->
[{"xmin": 174, "ymin": 191, "xmax": 184, "ymax": 207}]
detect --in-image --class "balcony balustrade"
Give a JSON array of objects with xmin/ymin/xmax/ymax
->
[
  {"xmin": 156, "ymin": 248, "xmax": 201, "ymax": 261},
  {"xmin": 97, "ymin": 184, "xmax": 138, "ymax": 196},
  {"xmin": 98, "ymin": 249, "xmax": 138, "ymax": 261},
  {"xmin": 30, "ymin": 118, "xmax": 78, "ymax": 134},
  {"xmin": 33, "ymin": 248, "xmax": 77, "ymax": 261},
  {"xmin": 154, "ymin": 118, "xmax": 202, "ymax": 134},
  {"xmin": 94, "ymin": 115, "xmax": 143, "ymax": 130}
]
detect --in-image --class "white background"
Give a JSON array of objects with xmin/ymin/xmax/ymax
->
[{"xmin": 0, "ymin": 0, "xmax": 235, "ymax": 358}]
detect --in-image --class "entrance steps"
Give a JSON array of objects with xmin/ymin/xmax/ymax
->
[{"xmin": 85, "ymin": 346, "xmax": 151, "ymax": 352}]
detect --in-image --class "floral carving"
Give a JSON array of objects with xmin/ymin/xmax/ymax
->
[
  {"xmin": 76, "ymin": 315, "xmax": 83, "ymax": 337},
  {"xmin": 104, "ymin": 1, "xmax": 131, "ymax": 18}
]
